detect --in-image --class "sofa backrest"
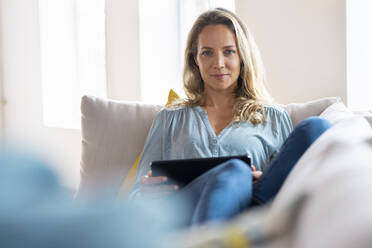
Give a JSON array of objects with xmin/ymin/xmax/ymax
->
[{"xmin": 76, "ymin": 96, "xmax": 341, "ymax": 200}]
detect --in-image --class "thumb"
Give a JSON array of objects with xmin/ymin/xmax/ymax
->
[{"xmin": 252, "ymin": 170, "xmax": 263, "ymax": 179}]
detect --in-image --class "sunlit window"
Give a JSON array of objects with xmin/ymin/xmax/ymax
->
[
  {"xmin": 346, "ymin": 0, "xmax": 372, "ymax": 111},
  {"xmin": 139, "ymin": 0, "xmax": 235, "ymax": 104},
  {"xmin": 39, "ymin": 0, "xmax": 106, "ymax": 129}
]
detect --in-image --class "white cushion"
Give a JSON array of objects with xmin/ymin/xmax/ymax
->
[
  {"xmin": 354, "ymin": 111, "xmax": 372, "ymax": 127},
  {"xmin": 283, "ymin": 97, "xmax": 340, "ymax": 127},
  {"xmin": 319, "ymin": 101, "xmax": 354, "ymax": 124},
  {"xmin": 293, "ymin": 137, "xmax": 372, "ymax": 248},
  {"xmin": 76, "ymin": 96, "xmax": 161, "ymax": 199},
  {"xmin": 365, "ymin": 114, "xmax": 372, "ymax": 127},
  {"xmin": 76, "ymin": 95, "xmax": 339, "ymax": 199}
]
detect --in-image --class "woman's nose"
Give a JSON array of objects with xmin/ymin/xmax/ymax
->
[{"xmin": 213, "ymin": 53, "xmax": 225, "ymax": 69}]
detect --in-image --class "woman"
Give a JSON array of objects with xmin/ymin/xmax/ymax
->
[{"xmin": 131, "ymin": 8, "xmax": 331, "ymax": 226}]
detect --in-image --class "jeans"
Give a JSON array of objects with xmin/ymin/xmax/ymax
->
[{"xmin": 180, "ymin": 117, "xmax": 332, "ymax": 226}]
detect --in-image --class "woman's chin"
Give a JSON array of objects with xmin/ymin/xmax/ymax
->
[{"xmin": 206, "ymin": 81, "xmax": 237, "ymax": 92}]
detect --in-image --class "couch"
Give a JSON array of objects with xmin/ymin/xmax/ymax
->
[{"xmin": 76, "ymin": 94, "xmax": 372, "ymax": 247}]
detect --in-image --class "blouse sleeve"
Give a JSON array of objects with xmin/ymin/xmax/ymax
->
[
  {"xmin": 129, "ymin": 109, "xmax": 166, "ymax": 200},
  {"xmin": 262, "ymin": 106, "xmax": 294, "ymax": 171},
  {"xmin": 277, "ymin": 108, "xmax": 294, "ymax": 142}
]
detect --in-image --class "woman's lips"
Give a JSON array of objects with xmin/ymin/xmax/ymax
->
[{"xmin": 212, "ymin": 74, "xmax": 229, "ymax": 80}]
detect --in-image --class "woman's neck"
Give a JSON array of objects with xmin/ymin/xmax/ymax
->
[{"xmin": 203, "ymin": 90, "xmax": 235, "ymax": 109}]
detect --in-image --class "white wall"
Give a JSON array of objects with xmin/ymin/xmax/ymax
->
[
  {"xmin": 104, "ymin": 0, "xmax": 348, "ymax": 105},
  {"xmin": 0, "ymin": 0, "xmax": 347, "ymax": 190},
  {"xmin": 236, "ymin": 0, "xmax": 347, "ymax": 104},
  {"xmin": 0, "ymin": 3, "xmax": 4, "ymax": 135},
  {"xmin": 105, "ymin": 0, "xmax": 141, "ymax": 101},
  {"xmin": 0, "ymin": 0, "xmax": 81, "ymax": 189},
  {"xmin": 0, "ymin": 0, "xmax": 142, "ymax": 190}
]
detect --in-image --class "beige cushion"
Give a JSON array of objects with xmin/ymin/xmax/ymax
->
[
  {"xmin": 354, "ymin": 111, "xmax": 372, "ymax": 127},
  {"xmin": 76, "ymin": 96, "xmax": 161, "ymax": 199},
  {"xmin": 76, "ymin": 95, "xmax": 340, "ymax": 199},
  {"xmin": 283, "ymin": 97, "xmax": 340, "ymax": 127},
  {"xmin": 319, "ymin": 101, "xmax": 354, "ymax": 124},
  {"xmin": 365, "ymin": 114, "xmax": 372, "ymax": 127}
]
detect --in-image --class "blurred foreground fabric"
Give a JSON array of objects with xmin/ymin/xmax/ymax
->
[{"xmin": 0, "ymin": 148, "xmax": 179, "ymax": 248}]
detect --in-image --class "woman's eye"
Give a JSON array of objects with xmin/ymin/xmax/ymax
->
[
  {"xmin": 201, "ymin": 50, "xmax": 212, "ymax": 56},
  {"xmin": 224, "ymin": 49, "xmax": 236, "ymax": 55}
]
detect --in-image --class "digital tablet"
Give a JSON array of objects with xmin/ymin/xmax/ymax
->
[{"xmin": 151, "ymin": 155, "xmax": 251, "ymax": 187}]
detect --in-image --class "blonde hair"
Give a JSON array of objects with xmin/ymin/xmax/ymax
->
[{"xmin": 171, "ymin": 8, "xmax": 274, "ymax": 125}]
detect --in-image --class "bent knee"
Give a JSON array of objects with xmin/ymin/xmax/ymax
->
[
  {"xmin": 298, "ymin": 117, "xmax": 332, "ymax": 133},
  {"xmin": 220, "ymin": 159, "xmax": 251, "ymax": 174},
  {"xmin": 295, "ymin": 117, "xmax": 332, "ymax": 144},
  {"xmin": 211, "ymin": 158, "xmax": 252, "ymax": 185}
]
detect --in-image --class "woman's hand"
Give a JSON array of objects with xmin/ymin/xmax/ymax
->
[
  {"xmin": 138, "ymin": 170, "xmax": 179, "ymax": 199},
  {"xmin": 251, "ymin": 165, "xmax": 263, "ymax": 183}
]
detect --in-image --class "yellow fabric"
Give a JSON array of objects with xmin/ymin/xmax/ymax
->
[
  {"xmin": 118, "ymin": 89, "xmax": 180, "ymax": 197},
  {"xmin": 165, "ymin": 89, "xmax": 180, "ymax": 108},
  {"xmin": 118, "ymin": 152, "xmax": 143, "ymax": 197},
  {"xmin": 222, "ymin": 227, "xmax": 250, "ymax": 248}
]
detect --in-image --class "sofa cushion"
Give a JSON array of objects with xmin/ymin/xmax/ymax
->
[
  {"xmin": 283, "ymin": 97, "xmax": 340, "ymax": 127},
  {"xmin": 292, "ymin": 134, "xmax": 372, "ymax": 248},
  {"xmin": 354, "ymin": 111, "xmax": 372, "ymax": 127},
  {"xmin": 365, "ymin": 113, "xmax": 372, "ymax": 127},
  {"xmin": 76, "ymin": 96, "xmax": 161, "ymax": 199},
  {"xmin": 319, "ymin": 101, "xmax": 354, "ymax": 124}
]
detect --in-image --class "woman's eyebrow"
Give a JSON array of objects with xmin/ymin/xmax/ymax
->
[
  {"xmin": 223, "ymin": 45, "xmax": 236, "ymax": 49},
  {"xmin": 200, "ymin": 45, "xmax": 236, "ymax": 50}
]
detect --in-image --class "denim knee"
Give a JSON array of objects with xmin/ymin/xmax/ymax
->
[
  {"xmin": 222, "ymin": 159, "xmax": 252, "ymax": 174},
  {"xmin": 295, "ymin": 116, "xmax": 332, "ymax": 144},
  {"xmin": 211, "ymin": 159, "xmax": 252, "ymax": 182},
  {"xmin": 298, "ymin": 116, "xmax": 332, "ymax": 131},
  {"xmin": 189, "ymin": 159, "xmax": 253, "ymax": 225}
]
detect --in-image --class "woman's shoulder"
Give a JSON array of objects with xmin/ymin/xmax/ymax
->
[
  {"xmin": 262, "ymin": 104, "xmax": 291, "ymax": 123},
  {"xmin": 156, "ymin": 106, "xmax": 195, "ymax": 119},
  {"xmin": 262, "ymin": 104, "xmax": 293, "ymax": 130},
  {"xmin": 159, "ymin": 105, "xmax": 189, "ymax": 114},
  {"xmin": 263, "ymin": 104, "xmax": 288, "ymax": 116}
]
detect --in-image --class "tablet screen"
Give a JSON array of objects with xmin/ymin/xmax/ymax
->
[{"xmin": 151, "ymin": 155, "xmax": 251, "ymax": 187}]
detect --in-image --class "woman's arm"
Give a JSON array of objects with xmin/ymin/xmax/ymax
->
[{"xmin": 129, "ymin": 110, "xmax": 178, "ymax": 200}]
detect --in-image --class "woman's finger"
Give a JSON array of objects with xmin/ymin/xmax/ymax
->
[
  {"xmin": 140, "ymin": 175, "xmax": 168, "ymax": 185},
  {"xmin": 251, "ymin": 165, "xmax": 256, "ymax": 171},
  {"xmin": 252, "ymin": 170, "xmax": 263, "ymax": 179}
]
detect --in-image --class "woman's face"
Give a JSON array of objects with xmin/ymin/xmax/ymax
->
[{"xmin": 195, "ymin": 24, "xmax": 241, "ymax": 95}]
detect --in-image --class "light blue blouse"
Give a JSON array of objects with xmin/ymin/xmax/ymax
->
[{"xmin": 131, "ymin": 105, "xmax": 293, "ymax": 198}]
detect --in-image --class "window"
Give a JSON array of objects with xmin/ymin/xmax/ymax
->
[
  {"xmin": 39, "ymin": 0, "xmax": 106, "ymax": 129},
  {"xmin": 347, "ymin": 0, "xmax": 372, "ymax": 111},
  {"xmin": 139, "ymin": 0, "xmax": 235, "ymax": 104}
]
